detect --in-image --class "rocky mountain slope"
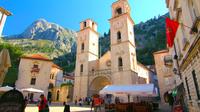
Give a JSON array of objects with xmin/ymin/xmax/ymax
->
[{"xmin": 4, "ymin": 19, "xmax": 76, "ymax": 58}]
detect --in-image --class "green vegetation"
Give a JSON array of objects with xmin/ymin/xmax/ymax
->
[{"xmin": 0, "ymin": 42, "xmax": 24, "ymax": 86}]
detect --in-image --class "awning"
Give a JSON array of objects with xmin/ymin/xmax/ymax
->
[
  {"xmin": 21, "ymin": 88, "xmax": 44, "ymax": 93},
  {"xmin": 0, "ymin": 86, "xmax": 13, "ymax": 92},
  {"xmin": 99, "ymin": 84, "xmax": 158, "ymax": 97}
]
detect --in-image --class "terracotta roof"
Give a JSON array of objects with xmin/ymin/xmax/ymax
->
[
  {"xmin": 21, "ymin": 54, "xmax": 52, "ymax": 61},
  {"xmin": 63, "ymin": 75, "xmax": 74, "ymax": 80},
  {"xmin": 52, "ymin": 64, "xmax": 63, "ymax": 70},
  {"xmin": 137, "ymin": 62, "xmax": 155, "ymax": 73},
  {"xmin": 153, "ymin": 49, "xmax": 169, "ymax": 55},
  {"xmin": 0, "ymin": 7, "xmax": 12, "ymax": 16}
]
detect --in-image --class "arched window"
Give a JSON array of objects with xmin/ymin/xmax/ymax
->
[
  {"xmin": 81, "ymin": 43, "xmax": 84, "ymax": 52},
  {"xmin": 116, "ymin": 7, "xmax": 122, "ymax": 15},
  {"xmin": 84, "ymin": 21, "xmax": 87, "ymax": 27},
  {"xmin": 117, "ymin": 31, "xmax": 121, "ymax": 41},
  {"xmin": 80, "ymin": 64, "xmax": 83, "ymax": 73},
  {"xmin": 118, "ymin": 57, "xmax": 123, "ymax": 71},
  {"xmin": 92, "ymin": 22, "xmax": 95, "ymax": 29},
  {"xmin": 118, "ymin": 57, "xmax": 123, "ymax": 67}
]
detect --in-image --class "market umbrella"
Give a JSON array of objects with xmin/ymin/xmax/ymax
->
[
  {"xmin": 21, "ymin": 88, "xmax": 44, "ymax": 93},
  {"xmin": 0, "ymin": 49, "xmax": 11, "ymax": 85},
  {"xmin": 0, "ymin": 85, "xmax": 13, "ymax": 92}
]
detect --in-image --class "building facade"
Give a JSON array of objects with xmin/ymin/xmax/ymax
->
[
  {"xmin": 166, "ymin": 0, "xmax": 200, "ymax": 111},
  {"xmin": 15, "ymin": 54, "xmax": 64, "ymax": 102},
  {"xmin": 0, "ymin": 7, "xmax": 11, "ymax": 37},
  {"xmin": 153, "ymin": 50, "xmax": 175, "ymax": 103},
  {"xmin": 74, "ymin": 0, "xmax": 155, "ymax": 100}
]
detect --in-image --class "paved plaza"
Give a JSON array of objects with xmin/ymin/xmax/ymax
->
[
  {"xmin": 25, "ymin": 106, "xmax": 93, "ymax": 112},
  {"xmin": 25, "ymin": 103, "xmax": 170, "ymax": 112}
]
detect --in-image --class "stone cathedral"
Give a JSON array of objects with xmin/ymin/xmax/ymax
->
[{"xmin": 74, "ymin": 0, "xmax": 153, "ymax": 99}]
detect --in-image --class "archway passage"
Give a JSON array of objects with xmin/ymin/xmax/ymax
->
[{"xmin": 89, "ymin": 76, "xmax": 111, "ymax": 96}]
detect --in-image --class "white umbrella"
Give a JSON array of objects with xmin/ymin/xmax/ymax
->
[
  {"xmin": 100, "ymin": 84, "xmax": 158, "ymax": 97},
  {"xmin": 0, "ymin": 85, "xmax": 13, "ymax": 92},
  {"xmin": 0, "ymin": 49, "xmax": 11, "ymax": 85},
  {"xmin": 21, "ymin": 88, "xmax": 44, "ymax": 93}
]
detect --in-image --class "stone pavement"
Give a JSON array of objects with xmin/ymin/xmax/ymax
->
[
  {"xmin": 25, "ymin": 106, "xmax": 93, "ymax": 112},
  {"xmin": 25, "ymin": 102, "xmax": 171, "ymax": 112}
]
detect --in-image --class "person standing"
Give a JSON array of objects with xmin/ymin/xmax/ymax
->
[{"xmin": 38, "ymin": 94, "xmax": 49, "ymax": 112}]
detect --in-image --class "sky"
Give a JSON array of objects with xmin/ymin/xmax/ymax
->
[{"xmin": 0, "ymin": 0, "xmax": 168, "ymax": 36}]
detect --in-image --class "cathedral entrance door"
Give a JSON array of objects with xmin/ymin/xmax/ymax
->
[{"xmin": 89, "ymin": 76, "xmax": 111, "ymax": 97}]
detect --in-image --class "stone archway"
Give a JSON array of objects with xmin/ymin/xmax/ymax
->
[{"xmin": 89, "ymin": 76, "xmax": 111, "ymax": 96}]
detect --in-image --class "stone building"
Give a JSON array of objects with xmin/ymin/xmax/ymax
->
[
  {"xmin": 153, "ymin": 50, "xmax": 175, "ymax": 103},
  {"xmin": 0, "ymin": 7, "xmax": 11, "ymax": 37},
  {"xmin": 74, "ymin": 0, "xmax": 156, "ymax": 100},
  {"xmin": 166, "ymin": 0, "xmax": 200, "ymax": 111},
  {"xmin": 15, "ymin": 54, "xmax": 64, "ymax": 102}
]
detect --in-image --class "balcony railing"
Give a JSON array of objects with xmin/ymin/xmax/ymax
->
[{"xmin": 89, "ymin": 69, "xmax": 111, "ymax": 76}]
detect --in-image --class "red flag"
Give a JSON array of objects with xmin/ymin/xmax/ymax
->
[{"xmin": 166, "ymin": 18, "xmax": 179, "ymax": 47}]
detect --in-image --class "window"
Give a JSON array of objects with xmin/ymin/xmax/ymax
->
[
  {"xmin": 116, "ymin": 7, "xmax": 122, "ymax": 15},
  {"xmin": 50, "ymin": 73, "xmax": 54, "ymax": 79},
  {"xmin": 81, "ymin": 43, "xmax": 84, "ymax": 51},
  {"xmin": 118, "ymin": 57, "xmax": 123, "ymax": 71},
  {"xmin": 52, "ymin": 74, "xmax": 54, "ymax": 79},
  {"xmin": 117, "ymin": 31, "xmax": 121, "ymax": 42},
  {"xmin": 33, "ymin": 64, "xmax": 38, "ymax": 68},
  {"xmin": 192, "ymin": 70, "xmax": 200, "ymax": 100},
  {"xmin": 84, "ymin": 21, "xmax": 87, "ymax": 27},
  {"xmin": 30, "ymin": 78, "xmax": 36, "ymax": 85},
  {"xmin": 185, "ymin": 77, "xmax": 191, "ymax": 100},
  {"xmin": 92, "ymin": 22, "xmax": 95, "ymax": 29},
  {"xmin": 80, "ymin": 64, "xmax": 83, "ymax": 73}
]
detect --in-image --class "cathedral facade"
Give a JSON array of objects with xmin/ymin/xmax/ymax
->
[{"xmin": 74, "ymin": 0, "xmax": 154, "ymax": 99}]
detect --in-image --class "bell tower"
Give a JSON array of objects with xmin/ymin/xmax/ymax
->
[
  {"xmin": 110, "ymin": 0, "xmax": 138, "ymax": 84},
  {"xmin": 73, "ymin": 19, "xmax": 99, "ymax": 99}
]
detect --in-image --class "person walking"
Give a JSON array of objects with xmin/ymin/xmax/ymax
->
[
  {"xmin": 63, "ymin": 102, "xmax": 70, "ymax": 112},
  {"xmin": 93, "ymin": 95, "xmax": 102, "ymax": 112},
  {"xmin": 38, "ymin": 94, "xmax": 49, "ymax": 112},
  {"xmin": 79, "ymin": 98, "xmax": 83, "ymax": 106}
]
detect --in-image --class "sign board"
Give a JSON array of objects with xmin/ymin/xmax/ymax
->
[{"xmin": 0, "ymin": 89, "xmax": 25, "ymax": 112}]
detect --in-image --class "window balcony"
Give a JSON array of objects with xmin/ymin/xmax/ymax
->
[
  {"xmin": 117, "ymin": 39, "xmax": 121, "ymax": 43},
  {"xmin": 31, "ymin": 67, "xmax": 40, "ymax": 73},
  {"xmin": 164, "ymin": 55, "xmax": 173, "ymax": 67},
  {"xmin": 80, "ymin": 72, "xmax": 83, "ymax": 75}
]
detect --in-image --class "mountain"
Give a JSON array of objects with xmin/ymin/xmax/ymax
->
[
  {"xmin": 4, "ymin": 19, "xmax": 76, "ymax": 58},
  {"xmin": 3, "ymin": 13, "xmax": 168, "ymax": 72},
  {"xmin": 134, "ymin": 13, "xmax": 169, "ymax": 65}
]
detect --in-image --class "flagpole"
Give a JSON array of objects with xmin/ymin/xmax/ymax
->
[{"xmin": 173, "ymin": 43, "xmax": 182, "ymax": 79}]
